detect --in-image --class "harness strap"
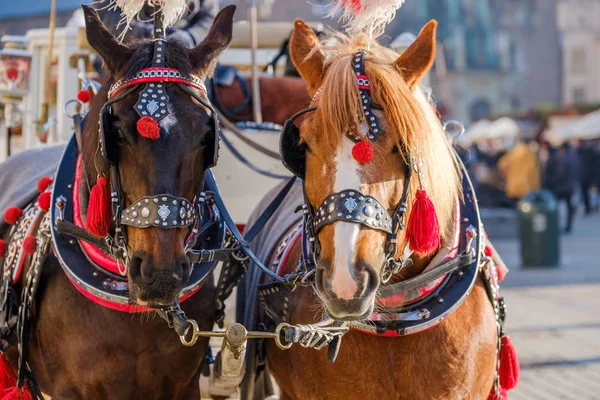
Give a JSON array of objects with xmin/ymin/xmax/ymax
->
[
  {"xmin": 243, "ymin": 177, "xmax": 297, "ymax": 243},
  {"xmin": 55, "ymin": 219, "xmax": 111, "ymax": 252},
  {"xmin": 206, "ymin": 172, "xmax": 304, "ymax": 285},
  {"xmin": 378, "ymin": 251, "xmax": 473, "ymax": 298}
]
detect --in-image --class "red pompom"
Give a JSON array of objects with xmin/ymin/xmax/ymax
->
[
  {"xmin": 38, "ymin": 192, "xmax": 51, "ymax": 212},
  {"xmin": 37, "ymin": 176, "xmax": 53, "ymax": 193},
  {"xmin": 136, "ymin": 116, "xmax": 160, "ymax": 140},
  {"xmin": 77, "ymin": 89, "xmax": 91, "ymax": 103},
  {"xmin": 3, "ymin": 207, "xmax": 23, "ymax": 225},
  {"xmin": 351, "ymin": 140, "xmax": 374, "ymax": 163},
  {"xmin": 23, "ymin": 236, "xmax": 37, "ymax": 256},
  {"xmin": 0, "ymin": 351, "xmax": 16, "ymax": 395},
  {"xmin": 406, "ymin": 189, "xmax": 440, "ymax": 255},
  {"xmin": 499, "ymin": 335, "xmax": 519, "ymax": 390},
  {"xmin": 0, "ymin": 240, "xmax": 6, "ymax": 257},
  {"xmin": 484, "ymin": 245, "xmax": 494, "ymax": 258},
  {"xmin": 487, "ymin": 387, "xmax": 507, "ymax": 400},
  {"xmin": 1, "ymin": 385, "xmax": 33, "ymax": 400},
  {"xmin": 86, "ymin": 177, "xmax": 112, "ymax": 237},
  {"xmin": 496, "ymin": 265, "xmax": 506, "ymax": 282}
]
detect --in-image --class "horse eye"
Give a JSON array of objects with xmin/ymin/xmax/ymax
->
[{"xmin": 116, "ymin": 129, "xmax": 128, "ymax": 144}]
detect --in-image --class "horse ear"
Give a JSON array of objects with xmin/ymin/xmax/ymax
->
[
  {"xmin": 190, "ymin": 5, "xmax": 236, "ymax": 78},
  {"xmin": 289, "ymin": 19, "xmax": 324, "ymax": 94},
  {"xmin": 82, "ymin": 5, "xmax": 133, "ymax": 75},
  {"xmin": 393, "ymin": 20, "xmax": 437, "ymax": 87}
]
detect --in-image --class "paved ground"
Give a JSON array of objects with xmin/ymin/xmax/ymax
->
[{"xmin": 493, "ymin": 211, "xmax": 600, "ymax": 399}]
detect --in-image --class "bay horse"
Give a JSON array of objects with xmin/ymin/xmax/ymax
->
[
  {"xmin": 0, "ymin": 5, "xmax": 236, "ymax": 399},
  {"xmin": 240, "ymin": 20, "xmax": 518, "ymax": 400}
]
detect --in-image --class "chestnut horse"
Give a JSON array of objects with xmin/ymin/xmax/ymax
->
[
  {"xmin": 242, "ymin": 20, "xmax": 517, "ymax": 400},
  {"xmin": 0, "ymin": 6, "xmax": 236, "ymax": 399}
]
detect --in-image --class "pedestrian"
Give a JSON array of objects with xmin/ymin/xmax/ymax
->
[
  {"xmin": 543, "ymin": 142, "xmax": 581, "ymax": 233},
  {"xmin": 578, "ymin": 141, "xmax": 599, "ymax": 215},
  {"xmin": 497, "ymin": 140, "xmax": 541, "ymax": 207}
]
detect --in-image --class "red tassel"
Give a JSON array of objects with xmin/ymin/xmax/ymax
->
[
  {"xmin": 496, "ymin": 265, "xmax": 506, "ymax": 283},
  {"xmin": 484, "ymin": 245, "xmax": 494, "ymax": 257},
  {"xmin": 1, "ymin": 386, "xmax": 33, "ymax": 400},
  {"xmin": 86, "ymin": 177, "xmax": 112, "ymax": 237},
  {"xmin": 499, "ymin": 335, "xmax": 519, "ymax": 390},
  {"xmin": 37, "ymin": 176, "xmax": 53, "ymax": 193},
  {"xmin": 3, "ymin": 208, "xmax": 22, "ymax": 226},
  {"xmin": 406, "ymin": 189, "xmax": 440, "ymax": 255},
  {"xmin": 77, "ymin": 90, "xmax": 91, "ymax": 103},
  {"xmin": 37, "ymin": 192, "xmax": 51, "ymax": 212},
  {"xmin": 136, "ymin": 116, "xmax": 160, "ymax": 140},
  {"xmin": 22, "ymin": 237, "xmax": 36, "ymax": 256},
  {"xmin": 0, "ymin": 354, "xmax": 16, "ymax": 394},
  {"xmin": 487, "ymin": 387, "xmax": 507, "ymax": 400},
  {"xmin": 0, "ymin": 240, "xmax": 6, "ymax": 257},
  {"xmin": 351, "ymin": 140, "xmax": 374, "ymax": 163}
]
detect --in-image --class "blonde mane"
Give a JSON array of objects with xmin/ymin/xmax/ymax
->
[{"xmin": 314, "ymin": 33, "xmax": 462, "ymax": 242}]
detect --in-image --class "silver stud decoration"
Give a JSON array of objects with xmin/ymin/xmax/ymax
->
[{"xmin": 158, "ymin": 205, "xmax": 171, "ymax": 221}]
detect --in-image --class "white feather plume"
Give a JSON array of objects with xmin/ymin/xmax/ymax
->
[
  {"xmin": 106, "ymin": 0, "xmax": 188, "ymax": 40},
  {"xmin": 328, "ymin": 0, "xmax": 406, "ymax": 37}
]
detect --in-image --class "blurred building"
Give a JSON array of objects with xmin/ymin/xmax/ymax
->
[
  {"xmin": 557, "ymin": 0, "xmax": 600, "ymax": 105},
  {"xmin": 388, "ymin": 0, "xmax": 562, "ymax": 123}
]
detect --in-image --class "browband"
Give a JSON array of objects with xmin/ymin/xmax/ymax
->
[{"xmin": 108, "ymin": 68, "xmax": 207, "ymax": 99}]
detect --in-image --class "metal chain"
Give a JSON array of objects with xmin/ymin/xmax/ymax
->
[{"xmin": 179, "ymin": 320, "xmax": 349, "ymax": 351}]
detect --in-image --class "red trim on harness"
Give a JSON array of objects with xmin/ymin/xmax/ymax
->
[
  {"xmin": 110, "ymin": 68, "xmax": 206, "ymax": 98},
  {"xmin": 65, "ymin": 273, "xmax": 198, "ymax": 313},
  {"xmin": 375, "ymin": 201, "xmax": 460, "ymax": 310},
  {"xmin": 275, "ymin": 226, "xmax": 303, "ymax": 277},
  {"xmin": 73, "ymin": 158, "xmax": 122, "ymax": 275}
]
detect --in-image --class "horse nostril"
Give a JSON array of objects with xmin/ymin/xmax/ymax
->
[
  {"xmin": 173, "ymin": 257, "xmax": 190, "ymax": 283},
  {"xmin": 128, "ymin": 252, "xmax": 145, "ymax": 281}
]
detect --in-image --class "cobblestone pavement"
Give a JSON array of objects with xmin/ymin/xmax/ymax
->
[{"xmin": 493, "ymin": 211, "xmax": 600, "ymax": 400}]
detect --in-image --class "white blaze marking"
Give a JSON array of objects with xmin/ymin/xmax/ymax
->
[
  {"xmin": 331, "ymin": 137, "xmax": 361, "ymax": 300},
  {"xmin": 158, "ymin": 103, "xmax": 177, "ymax": 133}
]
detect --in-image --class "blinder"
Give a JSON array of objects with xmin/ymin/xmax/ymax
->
[{"xmin": 280, "ymin": 106, "xmax": 316, "ymax": 179}]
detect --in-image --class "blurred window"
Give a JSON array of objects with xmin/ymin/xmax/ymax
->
[
  {"xmin": 572, "ymin": 49, "xmax": 586, "ymax": 74},
  {"xmin": 573, "ymin": 87, "xmax": 586, "ymax": 104}
]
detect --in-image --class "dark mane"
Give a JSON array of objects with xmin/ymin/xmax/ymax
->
[{"xmin": 82, "ymin": 38, "xmax": 194, "ymax": 185}]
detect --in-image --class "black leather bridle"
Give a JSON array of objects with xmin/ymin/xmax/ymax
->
[
  {"xmin": 76, "ymin": 16, "xmax": 223, "ymax": 273},
  {"xmin": 279, "ymin": 51, "xmax": 415, "ymax": 275}
]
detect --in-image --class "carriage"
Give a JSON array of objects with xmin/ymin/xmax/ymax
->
[{"xmin": 0, "ymin": 2, "xmax": 519, "ymax": 399}]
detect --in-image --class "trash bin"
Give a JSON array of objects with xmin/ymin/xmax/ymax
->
[{"xmin": 517, "ymin": 190, "xmax": 560, "ymax": 267}]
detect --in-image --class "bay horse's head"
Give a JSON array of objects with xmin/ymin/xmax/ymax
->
[
  {"xmin": 285, "ymin": 20, "xmax": 461, "ymax": 320},
  {"xmin": 81, "ymin": 5, "xmax": 234, "ymax": 307}
]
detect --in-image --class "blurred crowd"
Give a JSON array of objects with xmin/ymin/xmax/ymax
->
[{"xmin": 457, "ymin": 139, "xmax": 600, "ymax": 233}]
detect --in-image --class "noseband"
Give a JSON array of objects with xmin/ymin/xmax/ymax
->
[{"xmin": 281, "ymin": 51, "xmax": 414, "ymax": 273}]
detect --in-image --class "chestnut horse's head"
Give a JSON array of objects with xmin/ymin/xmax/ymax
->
[
  {"xmin": 81, "ymin": 5, "xmax": 234, "ymax": 307},
  {"xmin": 286, "ymin": 20, "xmax": 461, "ymax": 320}
]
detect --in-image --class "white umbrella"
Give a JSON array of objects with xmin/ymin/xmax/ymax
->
[
  {"xmin": 486, "ymin": 117, "xmax": 520, "ymax": 140},
  {"xmin": 557, "ymin": 109, "xmax": 600, "ymax": 143},
  {"xmin": 458, "ymin": 118, "xmax": 491, "ymax": 146}
]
